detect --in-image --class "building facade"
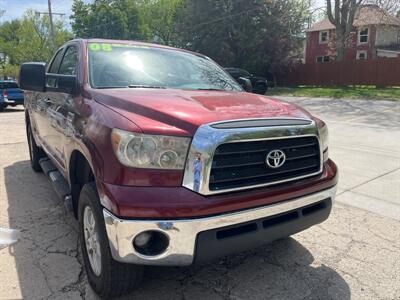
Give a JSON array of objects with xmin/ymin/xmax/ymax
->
[{"xmin": 305, "ymin": 5, "xmax": 400, "ymax": 64}]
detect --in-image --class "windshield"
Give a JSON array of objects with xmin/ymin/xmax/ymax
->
[{"xmin": 88, "ymin": 43, "xmax": 242, "ymax": 91}]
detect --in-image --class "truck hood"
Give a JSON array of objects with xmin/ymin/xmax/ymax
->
[{"xmin": 91, "ymin": 89, "xmax": 312, "ymax": 136}]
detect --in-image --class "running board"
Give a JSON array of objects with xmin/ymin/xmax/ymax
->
[{"xmin": 39, "ymin": 158, "xmax": 73, "ymax": 212}]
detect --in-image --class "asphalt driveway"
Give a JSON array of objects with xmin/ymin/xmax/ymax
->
[{"xmin": 0, "ymin": 97, "xmax": 399, "ymax": 300}]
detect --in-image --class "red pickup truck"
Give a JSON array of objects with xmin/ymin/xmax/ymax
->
[{"xmin": 20, "ymin": 39, "xmax": 338, "ymax": 298}]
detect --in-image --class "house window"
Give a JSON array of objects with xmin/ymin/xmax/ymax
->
[
  {"xmin": 319, "ymin": 31, "xmax": 329, "ymax": 44},
  {"xmin": 358, "ymin": 27, "xmax": 369, "ymax": 44},
  {"xmin": 356, "ymin": 51, "xmax": 368, "ymax": 60},
  {"xmin": 316, "ymin": 56, "xmax": 331, "ymax": 63}
]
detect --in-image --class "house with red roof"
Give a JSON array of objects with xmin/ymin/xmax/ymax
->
[{"xmin": 305, "ymin": 4, "xmax": 400, "ymax": 63}]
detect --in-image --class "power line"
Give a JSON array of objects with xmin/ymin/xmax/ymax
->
[
  {"xmin": 35, "ymin": 11, "xmax": 65, "ymax": 16},
  {"xmin": 35, "ymin": 0, "xmax": 66, "ymax": 51},
  {"xmin": 189, "ymin": 7, "xmax": 263, "ymax": 30}
]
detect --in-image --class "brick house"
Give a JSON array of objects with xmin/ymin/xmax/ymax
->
[{"xmin": 305, "ymin": 5, "xmax": 400, "ymax": 63}]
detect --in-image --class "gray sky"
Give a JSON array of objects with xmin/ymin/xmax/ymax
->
[{"xmin": 315, "ymin": 0, "xmax": 326, "ymax": 7}]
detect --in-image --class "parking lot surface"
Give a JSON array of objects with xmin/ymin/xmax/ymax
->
[{"xmin": 0, "ymin": 97, "xmax": 399, "ymax": 300}]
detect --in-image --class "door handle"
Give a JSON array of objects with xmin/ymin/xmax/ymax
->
[{"xmin": 38, "ymin": 98, "xmax": 51, "ymax": 105}]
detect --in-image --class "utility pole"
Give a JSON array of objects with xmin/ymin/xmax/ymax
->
[
  {"xmin": 35, "ymin": 2, "xmax": 65, "ymax": 52},
  {"xmin": 48, "ymin": 0, "xmax": 56, "ymax": 51}
]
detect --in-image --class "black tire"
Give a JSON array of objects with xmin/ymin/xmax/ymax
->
[
  {"xmin": 253, "ymin": 84, "xmax": 267, "ymax": 95},
  {"xmin": 78, "ymin": 183, "xmax": 143, "ymax": 298},
  {"xmin": 27, "ymin": 123, "xmax": 45, "ymax": 172}
]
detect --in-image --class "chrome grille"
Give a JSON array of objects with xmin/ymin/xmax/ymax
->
[{"xmin": 209, "ymin": 136, "xmax": 321, "ymax": 191}]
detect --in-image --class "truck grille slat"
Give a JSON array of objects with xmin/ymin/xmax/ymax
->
[
  {"xmin": 209, "ymin": 136, "xmax": 321, "ymax": 191},
  {"xmin": 212, "ymin": 149, "xmax": 318, "ymax": 169},
  {"xmin": 214, "ymin": 137, "xmax": 316, "ymax": 155},
  {"xmin": 210, "ymin": 163, "xmax": 320, "ymax": 184}
]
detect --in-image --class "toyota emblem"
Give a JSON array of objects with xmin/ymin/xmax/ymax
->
[{"xmin": 266, "ymin": 150, "xmax": 286, "ymax": 169}]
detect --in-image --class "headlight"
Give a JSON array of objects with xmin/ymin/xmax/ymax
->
[
  {"xmin": 316, "ymin": 119, "xmax": 329, "ymax": 161},
  {"xmin": 111, "ymin": 128, "xmax": 191, "ymax": 170}
]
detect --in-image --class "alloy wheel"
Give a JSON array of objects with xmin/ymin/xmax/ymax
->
[{"xmin": 83, "ymin": 206, "xmax": 102, "ymax": 276}]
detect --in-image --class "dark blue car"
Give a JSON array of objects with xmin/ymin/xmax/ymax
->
[{"xmin": 0, "ymin": 80, "xmax": 24, "ymax": 111}]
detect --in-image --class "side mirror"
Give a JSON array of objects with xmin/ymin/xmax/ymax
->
[
  {"xmin": 237, "ymin": 77, "xmax": 252, "ymax": 92},
  {"xmin": 19, "ymin": 62, "xmax": 46, "ymax": 92},
  {"xmin": 19, "ymin": 62, "xmax": 77, "ymax": 95}
]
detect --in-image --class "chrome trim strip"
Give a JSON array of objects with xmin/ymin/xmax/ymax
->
[
  {"xmin": 210, "ymin": 118, "xmax": 312, "ymax": 129},
  {"xmin": 103, "ymin": 186, "xmax": 337, "ymax": 266},
  {"xmin": 182, "ymin": 118, "xmax": 323, "ymax": 195}
]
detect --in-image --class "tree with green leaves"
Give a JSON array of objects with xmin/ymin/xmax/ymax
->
[
  {"xmin": 69, "ymin": 0, "xmax": 311, "ymax": 77},
  {"xmin": 175, "ymin": 0, "xmax": 310, "ymax": 76},
  {"xmin": 139, "ymin": 0, "xmax": 184, "ymax": 45},
  {"xmin": 0, "ymin": 10, "xmax": 72, "ymax": 78},
  {"xmin": 71, "ymin": 0, "xmax": 142, "ymax": 40}
]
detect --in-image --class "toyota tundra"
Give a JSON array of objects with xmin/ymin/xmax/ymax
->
[{"xmin": 19, "ymin": 39, "xmax": 338, "ymax": 298}]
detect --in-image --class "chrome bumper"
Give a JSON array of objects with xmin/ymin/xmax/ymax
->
[
  {"xmin": 103, "ymin": 186, "xmax": 336, "ymax": 266},
  {"xmin": 3, "ymin": 98, "xmax": 24, "ymax": 104}
]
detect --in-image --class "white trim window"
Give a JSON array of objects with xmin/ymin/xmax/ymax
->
[
  {"xmin": 356, "ymin": 50, "xmax": 368, "ymax": 60},
  {"xmin": 316, "ymin": 56, "xmax": 332, "ymax": 63},
  {"xmin": 358, "ymin": 27, "xmax": 369, "ymax": 44},
  {"xmin": 319, "ymin": 30, "xmax": 329, "ymax": 44}
]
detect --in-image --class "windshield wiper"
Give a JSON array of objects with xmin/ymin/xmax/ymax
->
[{"xmin": 128, "ymin": 84, "xmax": 166, "ymax": 89}]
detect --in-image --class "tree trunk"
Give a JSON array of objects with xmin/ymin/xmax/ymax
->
[{"xmin": 336, "ymin": 30, "xmax": 346, "ymax": 61}]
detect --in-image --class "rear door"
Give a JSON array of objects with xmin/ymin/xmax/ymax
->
[{"xmin": 31, "ymin": 47, "xmax": 65, "ymax": 160}]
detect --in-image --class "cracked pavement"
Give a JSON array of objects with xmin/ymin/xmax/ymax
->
[{"xmin": 0, "ymin": 97, "xmax": 399, "ymax": 299}]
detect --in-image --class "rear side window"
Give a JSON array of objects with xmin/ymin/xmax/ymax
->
[
  {"xmin": 0, "ymin": 82, "xmax": 19, "ymax": 89},
  {"xmin": 48, "ymin": 49, "xmax": 64, "ymax": 74},
  {"xmin": 59, "ymin": 46, "xmax": 78, "ymax": 75}
]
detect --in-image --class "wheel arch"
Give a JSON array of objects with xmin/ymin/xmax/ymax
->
[{"xmin": 69, "ymin": 150, "xmax": 96, "ymax": 218}]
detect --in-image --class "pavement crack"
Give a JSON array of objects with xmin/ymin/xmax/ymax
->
[
  {"xmin": 0, "ymin": 141, "xmax": 27, "ymax": 146},
  {"xmin": 340, "ymin": 167, "xmax": 400, "ymax": 194}
]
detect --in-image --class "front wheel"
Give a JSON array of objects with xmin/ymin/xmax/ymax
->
[
  {"xmin": 78, "ymin": 183, "xmax": 143, "ymax": 298},
  {"xmin": 253, "ymin": 84, "xmax": 267, "ymax": 95}
]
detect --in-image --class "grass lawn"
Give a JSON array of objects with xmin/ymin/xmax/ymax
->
[{"xmin": 267, "ymin": 86, "xmax": 400, "ymax": 101}]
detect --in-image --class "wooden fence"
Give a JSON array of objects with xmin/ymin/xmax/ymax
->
[{"xmin": 278, "ymin": 58, "xmax": 400, "ymax": 87}]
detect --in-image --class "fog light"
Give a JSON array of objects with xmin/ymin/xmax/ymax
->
[{"xmin": 133, "ymin": 230, "xmax": 169, "ymax": 256}]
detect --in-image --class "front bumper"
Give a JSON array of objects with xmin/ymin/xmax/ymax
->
[{"xmin": 103, "ymin": 185, "xmax": 336, "ymax": 266}]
